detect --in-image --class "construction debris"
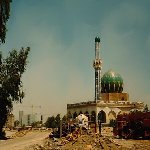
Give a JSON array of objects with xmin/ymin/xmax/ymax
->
[
  {"xmin": 6, "ymin": 130, "xmax": 29, "ymax": 139},
  {"xmin": 23, "ymin": 128, "xmax": 150, "ymax": 150}
]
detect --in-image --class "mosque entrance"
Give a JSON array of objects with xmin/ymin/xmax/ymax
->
[{"xmin": 98, "ymin": 110, "xmax": 106, "ymax": 123}]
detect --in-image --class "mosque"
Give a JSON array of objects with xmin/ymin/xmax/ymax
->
[{"xmin": 67, "ymin": 37, "xmax": 144, "ymax": 126}]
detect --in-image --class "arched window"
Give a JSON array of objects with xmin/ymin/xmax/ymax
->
[
  {"xmin": 98, "ymin": 110, "xmax": 106, "ymax": 123},
  {"xmin": 108, "ymin": 111, "xmax": 116, "ymax": 120}
]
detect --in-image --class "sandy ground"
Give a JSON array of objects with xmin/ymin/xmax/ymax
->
[
  {"xmin": 0, "ymin": 130, "xmax": 50, "ymax": 150},
  {"xmin": 0, "ymin": 129, "xmax": 150, "ymax": 150},
  {"xmin": 24, "ymin": 128, "xmax": 150, "ymax": 150},
  {"xmin": 112, "ymin": 138, "xmax": 150, "ymax": 150}
]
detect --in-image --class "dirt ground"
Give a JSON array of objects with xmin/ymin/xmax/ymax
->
[
  {"xmin": 1, "ymin": 127, "xmax": 149, "ymax": 150},
  {"xmin": 0, "ymin": 130, "xmax": 50, "ymax": 150},
  {"xmin": 26, "ymin": 129, "xmax": 150, "ymax": 150}
]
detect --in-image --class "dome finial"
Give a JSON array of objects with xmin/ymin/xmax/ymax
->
[{"xmin": 95, "ymin": 36, "xmax": 100, "ymax": 42}]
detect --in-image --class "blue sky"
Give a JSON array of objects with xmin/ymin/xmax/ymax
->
[{"xmin": 1, "ymin": 0, "xmax": 150, "ymax": 119}]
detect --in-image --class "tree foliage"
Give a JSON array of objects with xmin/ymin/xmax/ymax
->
[
  {"xmin": 143, "ymin": 104, "xmax": 149, "ymax": 112},
  {"xmin": 45, "ymin": 116, "xmax": 56, "ymax": 128},
  {"xmin": 62, "ymin": 115, "xmax": 67, "ymax": 122},
  {"xmin": 45, "ymin": 114, "xmax": 67, "ymax": 129},
  {"xmin": 0, "ymin": 0, "xmax": 12, "ymax": 44},
  {"xmin": 55, "ymin": 114, "xmax": 60, "ymax": 128},
  {"xmin": 14, "ymin": 120, "xmax": 19, "ymax": 127},
  {"xmin": 0, "ymin": 47, "xmax": 30, "ymax": 137},
  {"xmin": 31, "ymin": 121, "xmax": 41, "ymax": 128}
]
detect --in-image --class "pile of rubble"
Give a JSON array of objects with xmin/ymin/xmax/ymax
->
[
  {"xmin": 25, "ymin": 130, "xmax": 127, "ymax": 150},
  {"xmin": 25, "ymin": 127, "xmax": 150, "ymax": 150},
  {"xmin": 9, "ymin": 130, "xmax": 29, "ymax": 138}
]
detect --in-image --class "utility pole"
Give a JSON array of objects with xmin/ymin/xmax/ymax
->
[{"xmin": 60, "ymin": 115, "xmax": 62, "ymax": 138}]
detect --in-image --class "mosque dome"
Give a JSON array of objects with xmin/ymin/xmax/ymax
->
[{"xmin": 101, "ymin": 70, "xmax": 123, "ymax": 93}]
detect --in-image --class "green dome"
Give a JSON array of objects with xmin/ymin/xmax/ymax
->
[{"xmin": 101, "ymin": 70, "xmax": 123, "ymax": 93}]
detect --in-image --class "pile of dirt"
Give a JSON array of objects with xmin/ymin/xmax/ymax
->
[
  {"xmin": 10, "ymin": 130, "xmax": 29, "ymax": 138},
  {"xmin": 25, "ymin": 131, "xmax": 150, "ymax": 150},
  {"xmin": 26, "ymin": 133, "xmax": 128, "ymax": 150}
]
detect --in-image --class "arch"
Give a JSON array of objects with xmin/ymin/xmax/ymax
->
[
  {"xmin": 91, "ymin": 111, "xmax": 96, "ymax": 123},
  {"xmin": 108, "ymin": 111, "xmax": 116, "ymax": 120},
  {"xmin": 73, "ymin": 112, "xmax": 77, "ymax": 119},
  {"xmin": 98, "ymin": 110, "xmax": 106, "ymax": 123}
]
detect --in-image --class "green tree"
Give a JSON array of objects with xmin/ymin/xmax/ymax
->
[
  {"xmin": 31, "ymin": 121, "xmax": 41, "ymax": 128},
  {"xmin": 62, "ymin": 115, "xmax": 67, "ymax": 123},
  {"xmin": 45, "ymin": 116, "xmax": 56, "ymax": 128},
  {"xmin": 55, "ymin": 114, "xmax": 60, "ymax": 128},
  {"xmin": 0, "ymin": 47, "xmax": 30, "ymax": 138},
  {"xmin": 143, "ymin": 104, "xmax": 149, "ymax": 112},
  {"xmin": 14, "ymin": 120, "xmax": 19, "ymax": 127},
  {"xmin": 45, "ymin": 114, "xmax": 61, "ymax": 129},
  {"xmin": 0, "ymin": 0, "xmax": 12, "ymax": 44}
]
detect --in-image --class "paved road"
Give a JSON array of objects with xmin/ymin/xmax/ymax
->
[{"xmin": 0, "ymin": 131, "xmax": 50, "ymax": 150}]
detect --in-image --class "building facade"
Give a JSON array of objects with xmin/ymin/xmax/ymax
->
[
  {"xmin": 67, "ymin": 37, "xmax": 144, "ymax": 126},
  {"xmin": 19, "ymin": 110, "xmax": 37, "ymax": 126}
]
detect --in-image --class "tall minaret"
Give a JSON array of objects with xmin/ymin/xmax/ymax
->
[{"xmin": 93, "ymin": 37, "xmax": 102, "ymax": 102}]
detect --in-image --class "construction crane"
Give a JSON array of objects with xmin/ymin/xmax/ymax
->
[{"xmin": 18, "ymin": 105, "xmax": 41, "ymax": 115}]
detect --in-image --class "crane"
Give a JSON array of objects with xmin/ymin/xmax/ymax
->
[{"xmin": 18, "ymin": 105, "xmax": 41, "ymax": 115}]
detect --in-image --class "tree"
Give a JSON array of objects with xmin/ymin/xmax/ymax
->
[
  {"xmin": 45, "ymin": 116, "xmax": 56, "ymax": 128},
  {"xmin": 62, "ymin": 115, "xmax": 67, "ymax": 123},
  {"xmin": 0, "ymin": 0, "xmax": 12, "ymax": 44},
  {"xmin": 31, "ymin": 121, "xmax": 41, "ymax": 128},
  {"xmin": 0, "ymin": 47, "xmax": 30, "ymax": 138},
  {"xmin": 45, "ymin": 114, "xmax": 61, "ymax": 129},
  {"xmin": 55, "ymin": 114, "xmax": 60, "ymax": 128},
  {"xmin": 143, "ymin": 104, "xmax": 149, "ymax": 112},
  {"xmin": 14, "ymin": 120, "xmax": 19, "ymax": 127}
]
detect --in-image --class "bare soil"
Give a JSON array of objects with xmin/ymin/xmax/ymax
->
[{"xmin": 26, "ymin": 132, "xmax": 150, "ymax": 150}]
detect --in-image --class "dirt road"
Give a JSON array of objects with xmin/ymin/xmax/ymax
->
[{"xmin": 0, "ymin": 131, "xmax": 50, "ymax": 150}]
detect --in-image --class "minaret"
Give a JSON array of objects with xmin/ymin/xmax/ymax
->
[{"xmin": 93, "ymin": 37, "xmax": 102, "ymax": 102}]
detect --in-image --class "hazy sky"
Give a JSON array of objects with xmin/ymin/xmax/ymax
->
[{"xmin": 1, "ymin": 0, "xmax": 150, "ymax": 120}]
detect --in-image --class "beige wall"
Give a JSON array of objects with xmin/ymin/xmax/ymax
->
[
  {"xmin": 101, "ymin": 93, "xmax": 129, "ymax": 102},
  {"xmin": 67, "ymin": 103, "xmax": 144, "ymax": 124}
]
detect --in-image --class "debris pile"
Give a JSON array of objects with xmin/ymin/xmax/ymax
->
[
  {"xmin": 10, "ymin": 130, "xmax": 28, "ymax": 138},
  {"xmin": 25, "ymin": 130, "xmax": 125, "ymax": 150},
  {"xmin": 24, "ymin": 127, "xmax": 150, "ymax": 150}
]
